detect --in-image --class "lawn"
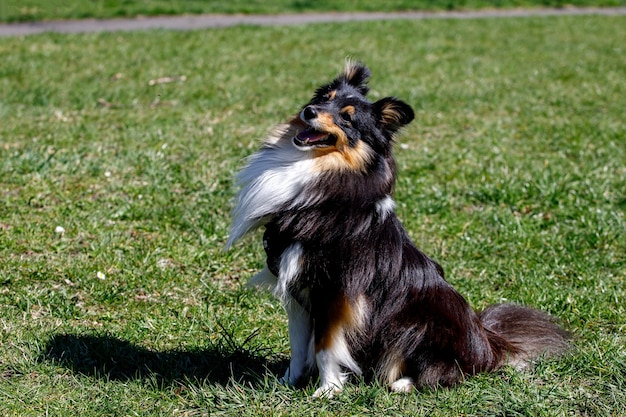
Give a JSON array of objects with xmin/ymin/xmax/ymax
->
[
  {"xmin": 1, "ymin": 13, "xmax": 625, "ymax": 416},
  {"xmin": 1, "ymin": 0, "xmax": 626, "ymax": 22}
]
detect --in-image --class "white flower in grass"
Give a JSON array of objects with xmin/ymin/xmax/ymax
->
[
  {"xmin": 54, "ymin": 226, "xmax": 65, "ymax": 234},
  {"xmin": 96, "ymin": 271, "xmax": 106, "ymax": 280},
  {"xmin": 156, "ymin": 258, "xmax": 175, "ymax": 270}
]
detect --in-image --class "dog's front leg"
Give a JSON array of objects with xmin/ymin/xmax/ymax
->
[
  {"xmin": 312, "ymin": 348, "xmax": 349, "ymax": 398},
  {"xmin": 311, "ymin": 296, "xmax": 363, "ymax": 398},
  {"xmin": 280, "ymin": 296, "xmax": 314, "ymax": 386}
]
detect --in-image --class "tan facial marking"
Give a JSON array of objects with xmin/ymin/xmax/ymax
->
[
  {"xmin": 341, "ymin": 105, "xmax": 355, "ymax": 116},
  {"xmin": 309, "ymin": 112, "xmax": 372, "ymax": 172}
]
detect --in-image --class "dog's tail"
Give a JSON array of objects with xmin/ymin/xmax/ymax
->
[{"xmin": 480, "ymin": 304, "xmax": 570, "ymax": 369}]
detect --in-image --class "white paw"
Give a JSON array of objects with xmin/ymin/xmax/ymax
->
[
  {"xmin": 389, "ymin": 377, "xmax": 414, "ymax": 393},
  {"xmin": 312, "ymin": 384, "xmax": 342, "ymax": 399}
]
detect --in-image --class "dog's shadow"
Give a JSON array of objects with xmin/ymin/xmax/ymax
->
[{"xmin": 40, "ymin": 329, "xmax": 287, "ymax": 387}]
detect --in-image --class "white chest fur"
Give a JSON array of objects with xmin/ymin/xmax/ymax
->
[{"xmin": 227, "ymin": 125, "xmax": 318, "ymax": 247}]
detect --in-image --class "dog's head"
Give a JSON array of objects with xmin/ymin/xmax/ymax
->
[
  {"xmin": 227, "ymin": 62, "xmax": 413, "ymax": 245},
  {"xmin": 292, "ymin": 61, "xmax": 414, "ymax": 172}
]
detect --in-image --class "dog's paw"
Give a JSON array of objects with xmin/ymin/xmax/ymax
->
[
  {"xmin": 389, "ymin": 377, "xmax": 414, "ymax": 393},
  {"xmin": 312, "ymin": 384, "xmax": 342, "ymax": 399}
]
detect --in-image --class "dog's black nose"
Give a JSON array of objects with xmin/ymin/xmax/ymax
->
[{"xmin": 302, "ymin": 106, "xmax": 318, "ymax": 121}]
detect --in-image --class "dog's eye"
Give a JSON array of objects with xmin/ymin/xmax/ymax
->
[{"xmin": 340, "ymin": 112, "xmax": 352, "ymax": 123}]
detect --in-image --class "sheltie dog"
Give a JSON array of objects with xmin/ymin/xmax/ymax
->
[{"xmin": 227, "ymin": 61, "xmax": 569, "ymax": 397}]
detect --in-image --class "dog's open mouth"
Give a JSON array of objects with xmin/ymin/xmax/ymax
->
[{"xmin": 293, "ymin": 128, "xmax": 336, "ymax": 148}]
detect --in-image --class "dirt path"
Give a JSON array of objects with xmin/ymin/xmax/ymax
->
[{"xmin": 1, "ymin": 7, "xmax": 625, "ymax": 37}]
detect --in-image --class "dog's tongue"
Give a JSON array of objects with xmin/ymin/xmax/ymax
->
[{"xmin": 296, "ymin": 128, "xmax": 328, "ymax": 143}]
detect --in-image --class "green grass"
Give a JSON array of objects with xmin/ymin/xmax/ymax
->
[
  {"xmin": 1, "ymin": 0, "xmax": 626, "ymax": 22},
  {"xmin": 1, "ymin": 14, "xmax": 625, "ymax": 416}
]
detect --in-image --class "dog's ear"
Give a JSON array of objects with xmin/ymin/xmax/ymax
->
[
  {"xmin": 374, "ymin": 97, "xmax": 415, "ymax": 135},
  {"xmin": 341, "ymin": 61, "xmax": 371, "ymax": 95}
]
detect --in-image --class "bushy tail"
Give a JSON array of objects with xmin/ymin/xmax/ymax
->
[{"xmin": 480, "ymin": 304, "xmax": 570, "ymax": 370}]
